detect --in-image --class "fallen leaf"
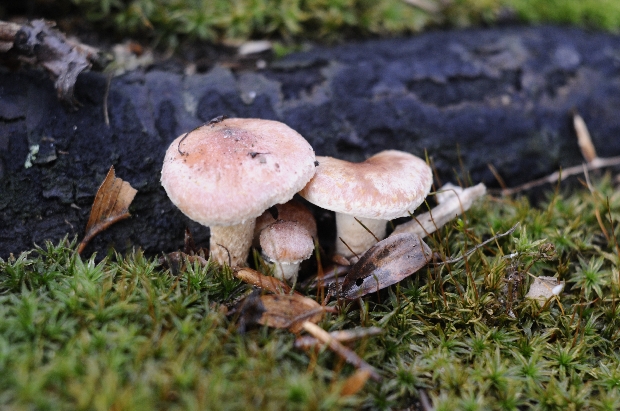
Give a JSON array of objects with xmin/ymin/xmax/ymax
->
[
  {"xmin": 340, "ymin": 369, "xmax": 371, "ymax": 396},
  {"xmin": 257, "ymin": 294, "xmax": 324, "ymax": 333},
  {"xmin": 525, "ymin": 276, "xmax": 564, "ymax": 307},
  {"xmin": 77, "ymin": 166, "xmax": 137, "ymax": 254},
  {"xmin": 335, "ymin": 233, "xmax": 433, "ymax": 299}
]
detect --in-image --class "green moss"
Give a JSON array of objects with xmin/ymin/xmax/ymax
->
[
  {"xmin": 3, "ymin": 175, "xmax": 620, "ymax": 409},
  {"xmin": 59, "ymin": 0, "xmax": 620, "ymax": 48}
]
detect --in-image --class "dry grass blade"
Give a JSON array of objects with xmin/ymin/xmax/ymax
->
[
  {"xmin": 77, "ymin": 166, "xmax": 137, "ymax": 254},
  {"xmin": 573, "ymin": 111, "xmax": 598, "ymax": 163},
  {"xmin": 258, "ymin": 294, "xmax": 324, "ymax": 333},
  {"xmin": 302, "ymin": 321, "xmax": 382, "ymax": 382},
  {"xmin": 233, "ymin": 267, "xmax": 300, "ymax": 295}
]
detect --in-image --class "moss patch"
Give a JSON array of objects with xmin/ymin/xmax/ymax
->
[{"xmin": 3, "ymin": 175, "xmax": 620, "ymax": 409}]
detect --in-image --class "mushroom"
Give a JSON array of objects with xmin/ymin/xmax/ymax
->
[
  {"xmin": 299, "ymin": 150, "xmax": 433, "ymax": 259},
  {"xmin": 253, "ymin": 199, "xmax": 317, "ymax": 248},
  {"xmin": 260, "ymin": 220, "xmax": 315, "ymax": 282},
  {"xmin": 161, "ymin": 118, "xmax": 316, "ymax": 267}
]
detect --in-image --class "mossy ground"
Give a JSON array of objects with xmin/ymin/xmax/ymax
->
[{"xmin": 3, "ymin": 175, "xmax": 620, "ymax": 410}]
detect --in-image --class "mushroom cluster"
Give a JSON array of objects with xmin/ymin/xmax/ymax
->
[
  {"xmin": 161, "ymin": 118, "xmax": 316, "ymax": 267},
  {"xmin": 161, "ymin": 118, "xmax": 432, "ymax": 283}
]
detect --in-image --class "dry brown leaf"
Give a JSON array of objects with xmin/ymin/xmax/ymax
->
[
  {"xmin": 340, "ymin": 369, "xmax": 372, "ymax": 396},
  {"xmin": 77, "ymin": 166, "xmax": 137, "ymax": 254},
  {"xmin": 233, "ymin": 267, "xmax": 300, "ymax": 295},
  {"xmin": 258, "ymin": 294, "xmax": 324, "ymax": 333},
  {"xmin": 335, "ymin": 234, "xmax": 433, "ymax": 299}
]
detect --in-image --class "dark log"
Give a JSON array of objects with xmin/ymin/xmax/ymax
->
[{"xmin": 2, "ymin": 26, "xmax": 620, "ymax": 258}]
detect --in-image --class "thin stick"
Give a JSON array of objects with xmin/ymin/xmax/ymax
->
[
  {"xmin": 338, "ymin": 237, "xmax": 359, "ymax": 260},
  {"xmin": 391, "ymin": 183, "xmax": 486, "ymax": 238},
  {"xmin": 494, "ymin": 156, "xmax": 620, "ymax": 196},
  {"xmin": 301, "ymin": 321, "xmax": 382, "ymax": 382},
  {"xmin": 354, "ymin": 217, "xmax": 380, "ymax": 242},
  {"xmin": 437, "ymin": 222, "xmax": 520, "ymax": 265},
  {"xmin": 103, "ymin": 73, "xmax": 112, "ymax": 127}
]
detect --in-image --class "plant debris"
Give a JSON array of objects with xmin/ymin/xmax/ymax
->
[
  {"xmin": 301, "ymin": 321, "xmax": 382, "ymax": 382},
  {"xmin": 233, "ymin": 267, "xmax": 299, "ymax": 295},
  {"xmin": 525, "ymin": 275, "xmax": 565, "ymax": 307},
  {"xmin": 235, "ymin": 292, "xmax": 324, "ymax": 333},
  {"xmin": 1, "ymin": 19, "xmax": 105, "ymax": 105},
  {"xmin": 391, "ymin": 183, "xmax": 487, "ymax": 238},
  {"xmin": 77, "ymin": 166, "xmax": 137, "ymax": 254},
  {"xmin": 334, "ymin": 233, "xmax": 433, "ymax": 299}
]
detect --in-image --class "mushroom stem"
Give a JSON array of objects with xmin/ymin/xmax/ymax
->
[
  {"xmin": 209, "ymin": 219, "xmax": 256, "ymax": 267},
  {"xmin": 268, "ymin": 260, "xmax": 302, "ymax": 281},
  {"xmin": 335, "ymin": 214, "xmax": 387, "ymax": 258}
]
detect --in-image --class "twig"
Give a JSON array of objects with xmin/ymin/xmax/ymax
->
[
  {"xmin": 437, "ymin": 222, "xmax": 520, "ymax": 265},
  {"xmin": 493, "ymin": 156, "xmax": 620, "ymax": 196},
  {"xmin": 391, "ymin": 183, "xmax": 486, "ymax": 238},
  {"xmin": 301, "ymin": 321, "xmax": 382, "ymax": 382}
]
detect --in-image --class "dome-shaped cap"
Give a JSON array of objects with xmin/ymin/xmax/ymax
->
[
  {"xmin": 260, "ymin": 221, "xmax": 315, "ymax": 264},
  {"xmin": 299, "ymin": 150, "xmax": 432, "ymax": 220},
  {"xmin": 161, "ymin": 118, "xmax": 316, "ymax": 226}
]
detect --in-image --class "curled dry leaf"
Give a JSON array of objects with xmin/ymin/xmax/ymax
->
[
  {"xmin": 77, "ymin": 166, "xmax": 137, "ymax": 254},
  {"xmin": 335, "ymin": 233, "xmax": 432, "ymax": 299}
]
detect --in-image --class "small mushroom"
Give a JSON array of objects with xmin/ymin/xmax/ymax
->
[
  {"xmin": 260, "ymin": 220, "xmax": 315, "ymax": 282},
  {"xmin": 253, "ymin": 199, "xmax": 317, "ymax": 248},
  {"xmin": 299, "ymin": 150, "xmax": 432, "ymax": 259},
  {"xmin": 161, "ymin": 118, "xmax": 316, "ymax": 267}
]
